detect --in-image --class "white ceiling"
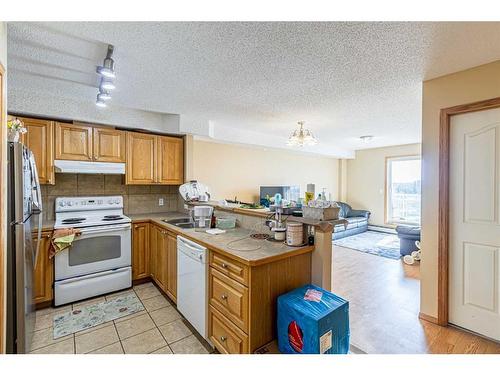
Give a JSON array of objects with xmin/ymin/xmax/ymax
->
[{"xmin": 7, "ymin": 22, "xmax": 500, "ymax": 158}]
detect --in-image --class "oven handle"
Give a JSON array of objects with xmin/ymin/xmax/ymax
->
[{"xmin": 78, "ymin": 223, "xmax": 131, "ymax": 235}]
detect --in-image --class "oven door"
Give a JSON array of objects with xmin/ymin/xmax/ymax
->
[{"xmin": 55, "ymin": 223, "xmax": 131, "ymax": 281}]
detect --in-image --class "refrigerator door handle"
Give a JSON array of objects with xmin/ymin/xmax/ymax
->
[{"xmin": 29, "ymin": 151, "xmax": 43, "ymax": 268}]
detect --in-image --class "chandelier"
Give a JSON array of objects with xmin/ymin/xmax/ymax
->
[{"xmin": 286, "ymin": 121, "xmax": 318, "ymax": 147}]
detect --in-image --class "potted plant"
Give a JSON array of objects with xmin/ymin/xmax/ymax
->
[{"xmin": 7, "ymin": 117, "xmax": 27, "ymax": 142}]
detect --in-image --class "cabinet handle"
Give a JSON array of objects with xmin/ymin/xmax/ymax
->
[
  {"xmin": 221, "ymin": 263, "xmax": 228, "ymax": 269},
  {"xmin": 221, "ymin": 294, "xmax": 227, "ymax": 300},
  {"xmin": 220, "ymin": 336, "xmax": 226, "ymax": 342}
]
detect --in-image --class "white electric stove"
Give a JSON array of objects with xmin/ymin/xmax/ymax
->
[{"xmin": 54, "ymin": 196, "xmax": 132, "ymax": 306}]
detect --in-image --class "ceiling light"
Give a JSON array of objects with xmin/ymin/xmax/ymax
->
[
  {"xmin": 286, "ymin": 121, "xmax": 318, "ymax": 147},
  {"xmin": 100, "ymin": 78, "xmax": 115, "ymax": 91},
  {"xmin": 97, "ymin": 90, "xmax": 112, "ymax": 101},
  {"xmin": 96, "ymin": 97, "xmax": 107, "ymax": 108},
  {"xmin": 359, "ymin": 135, "xmax": 373, "ymax": 143},
  {"xmin": 96, "ymin": 45, "xmax": 116, "ymax": 78}
]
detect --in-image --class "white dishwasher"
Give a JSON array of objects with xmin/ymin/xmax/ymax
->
[{"xmin": 177, "ymin": 235, "xmax": 208, "ymax": 339}]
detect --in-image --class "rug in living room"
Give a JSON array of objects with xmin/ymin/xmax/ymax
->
[{"xmin": 333, "ymin": 230, "xmax": 400, "ymax": 260}]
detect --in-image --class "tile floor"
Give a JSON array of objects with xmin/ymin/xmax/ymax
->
[{"xmin": 30, "ymin": 282, "xmax": 213, "ymax": 354}]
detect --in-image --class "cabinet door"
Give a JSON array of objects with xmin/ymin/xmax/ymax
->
[
  {"xmin": 55, "ymin": 122, "xmax": 93, "ymax": 161},
  {"xmin": 18, "ymin": 117, "xmax": 55, "ymax": 184},
  {"xmin": 157, "ymin": 136, "xmax": 184, "ymax": 185},
  {"xmin": 93, "ymin": 127, "xmax": 126, "ymax": 163},
  {"xmin": 33, "ymin": 231, "xmax": 54, "ymax": 305},
  {"xmin": 166, "ymin": 233, "xmax": 177, "ymax": 303},
  {"xmin": 156, "ymin": 230, "xmax": 169, "ymax": 292},
  {"xmin": 132, "ymin": 222, "xmax": 150, "ymax": 280},
  {"xmin": 126, "ymin": 132, "xmax": 156, "ymax": 184},
  {"xmin": 149, "ymin": 225, "xmax": 159, "ymax": 282}
]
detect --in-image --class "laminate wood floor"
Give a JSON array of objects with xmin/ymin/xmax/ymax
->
[{"xmin": 332, "ymin": 245, "xmax": 500, "ymax": 354}]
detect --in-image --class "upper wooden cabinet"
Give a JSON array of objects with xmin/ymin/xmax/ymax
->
[
  {"xmin": 126, "ymin": 132, "xmax": 184, "ymax": 185},
  {"xmin": 18, "ymin": 117, "xmax": 55, "ymax": 185},
  {"xmin": 55, "ymin": 122, "xmax": 93, "ymax": 161},
  {"xmin": 55, "ymin": 122, "xmax": 126, "ymax": 163},
  {"xmin": 126, "ymin": 132, "xmax": 157, "ymax": 184},
  {"xmin": 157, "ymin": 136, "xmax": 184, "ymax": 185},
  {"xmin": 93, "ymin": 127, "xmax": 126, "ymax": 163}
]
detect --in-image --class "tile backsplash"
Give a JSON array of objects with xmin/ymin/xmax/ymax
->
[{"xmin": 41, "ymin": 173, "xmax": 180, "ymax": 221}]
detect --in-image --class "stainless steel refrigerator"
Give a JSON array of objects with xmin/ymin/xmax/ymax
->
[{"xmin": 6, "ymin": 142, "xmax": 43, "ymax": 354}]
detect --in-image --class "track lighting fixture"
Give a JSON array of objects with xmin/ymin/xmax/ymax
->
[
  {"xmin": 96, "ymin": 45, "xmax": 116, "ymax": 78},
  {"xmin": 95, "ymin": 44, "xmax": 116, "ymax": 107}
]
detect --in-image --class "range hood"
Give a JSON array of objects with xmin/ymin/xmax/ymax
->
[{"xmin": 54, "ymin": 160, "xmax": 125, "ymax": 174}]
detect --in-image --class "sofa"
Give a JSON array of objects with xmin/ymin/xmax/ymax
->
[
  {"xmin": 332, "ymin": 202, "xmax": 371, "ymax": 240},
  {"xmin": 395, "ymin": 225, "xmax": 421, "ymax": 256}
]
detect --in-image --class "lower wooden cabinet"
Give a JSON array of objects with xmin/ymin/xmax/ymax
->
[
  {"xmin": 209, "ymin": 306, "xmax": 248, "ymax": 354},
  {"xmin": 148, "ymin": 223, "xmax": 177, "ymax": 302},
  {"xmin": 33, "ymin": 231, "xmax": 54, "ymax": 305},
  {"xmin": 165, "ymin": 233, "xmax": 177, "ymax": 303},
  {"xmin": 208, "ymin": 250, "xmax": 312, "ymax": 353},
  {"xmin": 150, "ymin": 224, "xmax": 167, "ymax": 290},
  {"xmin": 132, "ymin": 222, "xmax": 150, "ymax": 280}
]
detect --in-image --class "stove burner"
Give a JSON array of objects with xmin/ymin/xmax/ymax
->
[
  {"xmin": 62, "ymin": 217, "xmax": 86, "ymax": 224},
  {"xmin": 102, "ymin": 215, "xmax": 123, "ymax": 221}
]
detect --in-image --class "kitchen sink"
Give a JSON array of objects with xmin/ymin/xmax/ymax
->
[{"xmin": 163, "ymin": 218, "xmax": 195, "ymax": 229}]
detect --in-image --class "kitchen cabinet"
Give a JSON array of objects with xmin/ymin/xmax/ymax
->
[
  {"xmin": 55, "ymin": 122, "xmax": 93, "ymax": 161},
  {"xmin": 126, "ymin": 132, "xmax": 157, "ymax": 184},
  {"xmin": 126, "ymin": 132, "xmax": 184, "ymax": 185},
  {"xmin": 149, "ymin": 224, "xmax": 168, "ymax": 291},
  {"xmin": 18, "ymin": 116, "xmax": 55, "ymax": 185},
  {"xmin": 165, "ymin": 233, "xmax": 177, "ymax": 302},
  {"xmin": 56, "ymin": 122, "xmax": 126, "ymax": 163},
  {"xmin": 132, "ymin": 222, "xmax": 150, "ymax": 281},
  {"xmin": 208, "ymin": 250, "xmax": 312, "ymax": 353},
  {"xmin": 33, "ymin": 231, "xmax": 54, "ymax": 305},
  {"xmin": 157, "ymin": 136, "xmax": 184, "ymax": 185},
  {"xmin": 149, "ymin": 224, "xmax": 177, "ymax": 302},
  {"xmin": 93, "ymin": 127, "xmax": 126, "ymax": 162}
]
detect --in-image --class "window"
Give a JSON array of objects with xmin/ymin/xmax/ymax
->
[{"xmin": 386, "ymin": 156, "xmax": 421, "ymax": 225}]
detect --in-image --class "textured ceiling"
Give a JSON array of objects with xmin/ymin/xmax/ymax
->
[{"xmin": 7, "ymin": 22, "xmax": 500, "ymax": 157}]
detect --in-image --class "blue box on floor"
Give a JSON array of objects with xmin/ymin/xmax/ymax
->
[{"xmin": 277, "ymin": 284, "xmax": 349, "ymax": 354}]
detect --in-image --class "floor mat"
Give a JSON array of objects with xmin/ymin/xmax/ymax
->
[
  {"xmin": 333, "ymin": 231, "xmax": 400, "ymax": 260},
  {"xmin": 53, "ymin": 292, "xmax": 144, "ymax": 339}
]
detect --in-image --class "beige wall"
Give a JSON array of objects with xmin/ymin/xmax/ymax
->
[
  {"xmin": 345, "ymin": 143, "xmax": 421, "ymax": 227},
  {"xmin": 191, "ymin": 140, "xmax": 339, "ymax": 203},
  {"xmin": 421, "ymin": 60, "xmax": 500, "ymax": 319}
]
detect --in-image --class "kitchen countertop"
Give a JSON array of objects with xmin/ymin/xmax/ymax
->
[
  {"xmin": 131, "ymin": 212, "xmax": 314, "ymax": 266},
  {"xmin": 40, "ymin": 211, "xmax": 315, "ymax": 266}
]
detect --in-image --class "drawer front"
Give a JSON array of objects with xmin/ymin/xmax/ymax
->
[
  {"xmin": 209, "ymin": 306, "xmax": 248, "ymax": 354},
  {"xmin": 210, "ymin": 251, "xmax": 249, "ymax": 286},
  {"xmin": 209, "ymin": 268, "xmax": 248, "ymax": 332}
]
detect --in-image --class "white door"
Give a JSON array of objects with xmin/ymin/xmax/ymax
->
[{"xmin": 449, "ymin": 107, "xmax": 500, "ymax": 341}]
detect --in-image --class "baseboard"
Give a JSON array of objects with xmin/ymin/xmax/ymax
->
[{"xmin": 418, "ymin": 312, "xmax": 439, "ymax": 324}]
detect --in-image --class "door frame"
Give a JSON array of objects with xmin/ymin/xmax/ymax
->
[{"xmin": 438, "ymin": 96, "xmax": 500, "ymax": 326}]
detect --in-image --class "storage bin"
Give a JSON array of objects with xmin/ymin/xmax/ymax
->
[
  {"xmin": 302, "ymin": 206, "xmax": 340, "ymax": 221},
  {"xmin": 216, "ymin": 216, "xmax": 236, "ymax": 229},
  {"xmin": 277, "ymin": 284, "xmax": 349, "ymax": 354}
]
